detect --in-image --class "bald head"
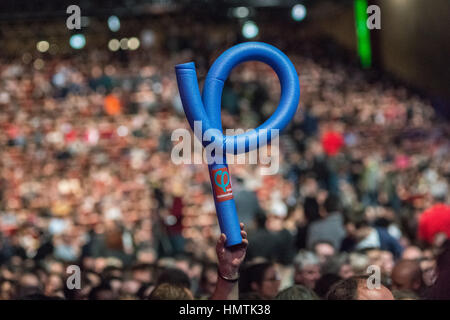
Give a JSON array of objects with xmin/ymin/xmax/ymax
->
[
  {"xmin": 327, "ymin": 276, "xmax": 394, "ymax": 300},
  {"xmin": 391, "ymin": 260, "xmax": 423, "ymax": 293},
  {"xmin": 402, "ymin": 246, "xmax": 423, "ymax": 261},
  {"xmin": 19, "ymin": 273, "xmax": 40, "ymax": 287},
  {"xmin": 357, "ymin": 282, "xmax": 394, "ymax": 300}
]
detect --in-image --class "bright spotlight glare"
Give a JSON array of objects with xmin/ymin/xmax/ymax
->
[
  {"xmin": 242, "ymin": 21, "xmax": 259, "ymax": 39},
  {"xmin": 108, "ymin": 16, "xmax": 120, "ymax": 32},
  {"xmin": 69, "ymin": 34, "xmax": 86, "ymax": 49},
  {"xmin": 291, "ymin": 4, "xmax": 307, "ymax": 21}
]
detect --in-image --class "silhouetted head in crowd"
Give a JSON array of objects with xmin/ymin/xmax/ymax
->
[
  {"xmin": 104, "ymin": 276, "xmax": 123, "ymax": 295},
  {"xmin": 326, "ymin": 276, "xmax": 394, "ymax": 300},
  {"xmin": 314, "ymin": 273, "xmax": 342, "ymax": 298},
  {"xmin": 392, "ymin": 289, "xmax": 419, "ymax": 300},
  {"xmin": 103, "ymin": 265, "xmax": 123, "ymax": 279},
  {"xmin": 402, "ymin": 246, "xmax": 424, "ymax": 261},
  {"xmin": 293, "ymin": 251, "xmax": 321, "ymax": 289},
  {"xmin": 240, "ymin": 262, "xmax": 281, "ymax": 300},
  {"xmin": 136, "ymin": 282, "xmax": 155, "ymax": 300},
  {"xmin": 321, "ymin": 253, "xmax": 354, "ymax": 279},
  {"xmin": 391, "ymin": 260, "xmax": 424, "ymax": 294},
  {"xmin": 16, "ymin": 272, "xmax": 42, "ymax": 298},
  {"xmin": 303, "ymin": 197, "xmax": 320, "ymax": 223},
  {"xmin": 313, "ymin": 240, "xmax": 336, "ymax": 264},
  {"xmin": 275, "ymin": 285, "xmax": 319, "ymax": 300},
  {"xmin": 425, "ymin": 240, "xmax": 450, "ymax": 299},
  {"xmin": 343, "ymin": 213, "xmax": 372, "ymax": 242},
  {"xmin": 136, "ymin": 247, "xmax": 157, "ymax": 264},
  {"xmin": 239, "ymin": 291, "xmax": 264, "ymax": 300},
  {"xmin": 352, "ymin": 219, "xmax": 373, "ymax": 242},
  {"xmin": 44, "ymin": 273, "xmax": 64, "ymax": 297},
  {"xmin": 46, "ymin": 260, "xmax": 65, "ymax": 275},
  {"xmin": 348, "ymin": 252, "xmax": 370, "ymax": 275},
  {"xmin": 88, "ymin": 282, "xmax": 117, "ymax": 300},
  {"xmin": 156, "ymin": 267, "xmax": 191, "ymax": 290},
  {"xmin": 105, "ymin": 225, "xmax": 124, "ymax": 251},
  {"xmin": 131, "ymin": 263, "xmax": 155, "ymax": 284},
  {"xmin": 174, "ymin": 254, "xmax": 192, "ymax": 277},
  {"xmin": 20, "ymin": 293, "xmax": 64, "ymax": 300},
  {"xmin": 198, "ymin": 263, "xmax": 217, "ymax": 298},
  {"xmin": 0, "ymin": 279, "xmax": 17, "ymax": 300},
  {"xmin": 148, "ymin": 283, "xmax": 194, "ymax": 300},
  {"xmin": 324, "ymin": 194, "xmax": 341, "ymax": 215},
  {"xmin": 33, "ymin": 266, "xmax": 49, "ymax": 286},
  {"xmin": 420, "ymin": 258, "xmax": 437, "ymax": 287},
  {"xmin": 120, "ymin": 278, "xmax": 142, "ymax": 299}
]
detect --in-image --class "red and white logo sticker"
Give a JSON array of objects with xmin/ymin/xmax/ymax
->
[{"xmin": 210, "ymin": 167, "xmax": 233, "ymax": 202}]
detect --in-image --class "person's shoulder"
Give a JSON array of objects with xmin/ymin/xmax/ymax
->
[
  {"xmin": 375, "ymin": 227, "xmax": 398, "ymax": 242},
  {"xmin": 374, "ymin": 226, "xmax": 388, "ymax": 236},
  {"xmin": 311, "ymin": 215, "xmax": 339, "ymax": 229},
  {"xmin": 309, "ymin": 217, "xmax": 325, "ymax": 227},
  {"xmin": 274, "ymin": 228, "xmax": 294, "ymax": 241},
  {"xmin": 327, "ymin": 212, "xmax": 344, "ymax": 224},
  {"xmin": 249, "ymin": 228, "xmax": 270, "ymax": 240}
]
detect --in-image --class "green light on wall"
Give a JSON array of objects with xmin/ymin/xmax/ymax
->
[{"xmin": 354, "ymin": 0, "xmax": 372, "ymax": 68}]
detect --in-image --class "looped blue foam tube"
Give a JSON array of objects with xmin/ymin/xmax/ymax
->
[{"xmin": 175, "ymin": 42, "xmax": 300, "ymax": 246}]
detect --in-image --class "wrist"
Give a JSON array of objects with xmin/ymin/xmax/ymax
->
[{"xmin": 217, "ymin": 268, "xmax": 239, "ymax": 282}]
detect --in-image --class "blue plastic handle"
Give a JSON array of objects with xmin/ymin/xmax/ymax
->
[{"xmin": 175, "ymin": 42, "xmax": 300, "ymax": 246}]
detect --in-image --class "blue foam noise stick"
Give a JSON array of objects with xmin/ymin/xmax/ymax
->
[{"xmin": 175, "ymin": 42, "xmax": 300, "ymax": 246}]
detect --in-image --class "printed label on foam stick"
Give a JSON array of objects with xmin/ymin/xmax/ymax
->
[{"xmin": 210, "ymin": 167, "xmax": 233, "ymax": 202}]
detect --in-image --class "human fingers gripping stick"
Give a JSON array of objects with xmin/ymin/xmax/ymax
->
[
  {"xmin": 211, "ymin": 223, "xmax": 248, "ymax": 300},
  {"xmin": 216, "ymin": 222, "xmax": 248, "ymax": 278}
]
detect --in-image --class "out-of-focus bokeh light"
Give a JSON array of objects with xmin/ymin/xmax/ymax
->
[
  {"xmin": 233, "ymin": 6, "xmax": 249, "ymax": 18},
  {"xmin": 33, "ymin": 58, "xmax": 44, "ymax": 70},
  {"xmin": 69, "ymin": 34, "xmax": 86, "ymax": 49},
  {"xmin": 36, "ymin": 41, "xmax": 49, "ymax": 52},
  {"xmin": 22, "ymin": 53, "xmax": 32, "ymax": 64},
  {"xmin": 128, "ymin": 37, "xmax": 140, "ymax": 50},
  {"xmin": 108, "ymin": 16, "xmax": 120, "ymax": 32},
  {"xmin": 49, "ymin": 44, "xmax": 59, "ymax": 55},
  {"xmin": 120, "ymin": 38, "xmax": 128, "ymax": 50},
  {"xmin": 117, "ymin": 125, "xmax": 129, "ymax": 137},
  {"xmin": 141, "ymin": 29, "xmax": 155, "ymax": 48},
  {"xmin": 242, "ymin": 21, "xmax": 259, "ymax": 39},
  {"xmin": 291, "ymin": 4, "xmax": 307, "ymax": 21},
  {"xmin": 108, "ymin": 39, "xmax": 120, "ymax": 51}
]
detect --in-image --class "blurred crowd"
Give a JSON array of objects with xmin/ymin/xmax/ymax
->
[{"xmin": 0, "ymin": 17, "xmax": 449, "ymax": 300}]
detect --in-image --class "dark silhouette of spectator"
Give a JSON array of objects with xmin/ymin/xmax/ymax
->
[
  {"xmin": 239, "ymin": 262, "xmax": 281, "ymax": 300},
  {"xmin": 306, "ymin": 194, "xmax": 346, "ymax": 250},
  {"xmin": 275, "ymin": 284, "xmax": 319, "ymax": 300}
]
